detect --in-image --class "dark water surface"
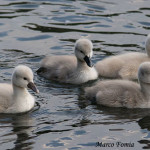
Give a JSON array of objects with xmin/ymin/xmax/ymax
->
[{"xmin": 0, "ymin": 0, "xmax": 150, "ymax": 149}]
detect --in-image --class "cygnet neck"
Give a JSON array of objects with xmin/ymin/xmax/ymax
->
[
  {"xmin": 146, "ymin": 47, "xmax": 150, "ymax": 57},
  {"xmin": 146, "ymin": 39, "xmax": 150, "ymax": 57},
  {"xmin": 12, "ymin": 84, "xmax": 28, "ymax": 100},
  {"xmin": 76, "ymin": 58, "xmax": 89, "ymax": 70},
  {"xmin": 140, "ymin": 81, "xmax": 150, "ymax": 101}
]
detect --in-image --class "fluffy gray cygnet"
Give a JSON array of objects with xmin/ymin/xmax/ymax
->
[
  {"xmin": 0, "ymin": 65, "xmax": 39, "ymax": 113},
  {"xmin": 37, "ymin": 39, "xmax": 98, "ymax": 84},
  {"xmin": 85, "ymin": 62, "xmax": 150, "ymax": 108}
]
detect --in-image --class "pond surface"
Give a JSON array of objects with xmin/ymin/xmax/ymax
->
[{"xmin": 0, "ymin": 0, "xmax": 150, "ymax": 149}]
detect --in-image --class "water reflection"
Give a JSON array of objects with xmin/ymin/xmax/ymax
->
[
  {"xmin": 138, "ymin": 116, "xmax": 150, "ymax": 149},
  {"xmin": 0, "ymin": 113, "xmax": 35, "ymax": 150}
]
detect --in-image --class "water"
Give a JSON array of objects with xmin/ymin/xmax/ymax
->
[{"xmin": 0, "ymin": 0, "xmax": 150, "ymax": 149}]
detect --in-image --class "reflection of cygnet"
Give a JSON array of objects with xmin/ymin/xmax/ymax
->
[
  {"xmin": 11, "ymin": 114, "xmax": 35, "ymax": 150},
  {"xmin": 85, "ymin": 62, "xmax": 150, "ymax": 108},
  {"xmin": 0, "ymin": 65, "xmax": 39, "ymax": 114},
  {"xmin": 96, "ymin": 34, "xmax": 150, "ymax": 80},
  {"xmin": 37, "ymin": 39, "xmax": 98, "ymax": 84}
]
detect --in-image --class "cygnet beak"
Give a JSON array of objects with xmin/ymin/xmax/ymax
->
[
  {"xmin": 84, "ymin": 56, "xmax": 93, "ymax": 67},
  {"xmin": 27, "ymin": 82, "xmax": 39, "ymax": 93}
]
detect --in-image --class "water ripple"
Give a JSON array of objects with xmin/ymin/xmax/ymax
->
[{"xmin": 23, "ymin": 23, "xmax": 146, "ymax": 35}]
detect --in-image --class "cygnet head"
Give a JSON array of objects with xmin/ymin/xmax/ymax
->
[
  {"xmin": 138, "ymin": 62, "xmax": 150, "ymax": 84},
  {"xmin": 145, "ymin": 34, "xmax": 150, "ymax": 57},
  {"xmin": 74, "ymin": 38, "xmax": 93, "ymax": 67},
  {"xmin": 12, "ymin": 65, "xmax": 39, "ymax": 93}
]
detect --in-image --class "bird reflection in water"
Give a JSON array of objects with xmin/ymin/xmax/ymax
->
[
  {"xmin": 138, "ymin": 116, "xmax": 150, "ymax": 149},
  {"xmin": 0, "ymin": 112, "xmax": 36, "ymax": 150}
]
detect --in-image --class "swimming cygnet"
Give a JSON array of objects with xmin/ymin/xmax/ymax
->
[
  {"xmin": 0, "ymin": 65, "xmax": 39, "ymax": 114},
  {"xmin": 95, "ymin": 34, "xmax": 150, "ymax": 80},
  {"xmin": 37, "ymin": 39, "xmax": 98, "ymax": 84},
  {"xmin": 85, "ymin": 62, "xmax": 150, "ymax": 108}
]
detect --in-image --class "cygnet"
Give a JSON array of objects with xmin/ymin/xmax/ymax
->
[
  {"xmin": 85, "ymin": 62, "xmax": 150, "ymax": 108},
  {"xmin": 96, "ymin": 34, "xmax": 150, "ymax": 80},
  {"xmin": 0, "ymin": 65, "xmax": 39, "ymax": 114},
  {"xmin": 37, "ymin": 38, "xmax": 98, "ymax": 84}
]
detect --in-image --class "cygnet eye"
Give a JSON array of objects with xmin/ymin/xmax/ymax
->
[
  {"xmin": 24, "ymin": 77, "xmax": 27, "ymax": 80},
  {"xmin": 80, "ymin": 50, "xmax": 84, "ymax": 54}
]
